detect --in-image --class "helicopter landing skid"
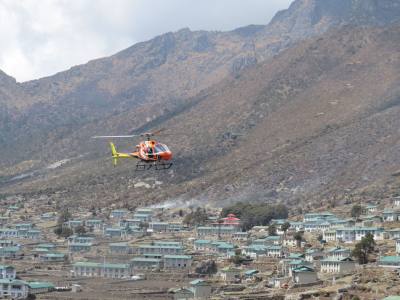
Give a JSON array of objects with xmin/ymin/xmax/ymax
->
[{"xmin": 135, "ymin": 162, "xmax": 173, "ymax": 171}]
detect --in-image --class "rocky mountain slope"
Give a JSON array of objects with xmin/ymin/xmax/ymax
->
[{"xmin": 1, "ymin": 0, "xmax": 400, "ymax": 209}]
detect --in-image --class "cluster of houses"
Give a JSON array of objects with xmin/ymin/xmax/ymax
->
[{"xmin": 2, "ymin": 197, "xmax": 400, "ymax": 299}]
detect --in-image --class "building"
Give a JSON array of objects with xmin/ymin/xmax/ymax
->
[
  {"xmin": 109, "ymin": 242, "xmax": 131, "ymax": 254},
  {"xmin": 394, "ymin": 197, "xmax": 400, "ymax": 207},
  {"xmin": 323, "ymin": 230, "xmax": 336, "ymax": 242},
  {"xmin": 110, "ymin": 209, "xmax": 130, "ymax": 219},
  {"xmin": 149, "ymin": 222, "xmax": 169, "ymax": 232},
  {"xmin": 320, "ymin": 257, "xmax": 356, "ymax": 274},
  {"xmin": 397, "ymin": 240, "xmax": 400, "ymax": 255},
  {"xmin": 0, "ymin": 246, "xmax": 21, "ymax": 258},
  {"xmin": 305, "ymin": 249, "xmax": 324, "ymax": 262},
  {"xmin": 171, "ymin": 287, "xmax": 194, "ymax": 300},
  {"xmin": 387, "ymin": 229, "xmax": 400, "ymax": 240},
  {"xmin": 28, "ymin": 282, "xmax": 55, "ymax": 294},
  {"xmin": 68, "ymin": 242, "xmax": 92, "ymax": 252},
  {"xmin": 39, "ymin": 253, "xmax": 66, "ymax": 262},
  {"xmin": 164, "ymin": 254, "xmax": 192, "ymax": 269},
  {"xmin": 292, "ymin": 266, "xmax": 318, "ymax": 285},
  {"xmin": 335, "ymin": 227, "xmax": 384, "ymax": 242},
  {"xmin": 0, "ymin": 265, "xmax": 16, "ymax": 279},
  {"xmin": 0, "ymin": 279, "xmax": 28, "ymax": 299},
  {"xmin": 196, "ymin": 226, "xmax": 236, "ymax": 237},
  {"xmin": 135, "ymin": 244, "xmax": 184, "ymax": 255},
  {"xmin": 85, "ymin": 219, "xmax": 103, "ymax": 231},
  {"xmin": 383, "ymin": 210, "xmax": 400, "ymax": 222},
  {"xmin": 190, "ymin": 279, "xmax": 211, "ymax": 299},
  {"xmin": 194, "ymin": 240, "xmax": 211, "ymax": 251},
  {"xmin": 326, "ymin": 247, "xmax": 351, "ymax": 260},
  {"xmin": 104, "ymin": 227, "xmax": 128, "ymax": 239},
  {"xmin": 72, "ymin": 262, "xmax": 131, "ymax": 278},
  {"xmin": 220, "ymin": 267, "xmax": 241, "ymax": 282},
  {"xmin": 378, "ymin": 256, "xmax": 400, "ymax": 268},
  {"xmin": 164, "ymin": 255, "xmax": 192, "ymax": 269},
  {"xmin": 130, "ymin": 257, "xmax": 163, "ymax": 270}
]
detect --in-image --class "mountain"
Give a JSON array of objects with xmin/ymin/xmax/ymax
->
[{"xmin": 1, "ymin": 0, "xmax": 400, "ymax": 209}]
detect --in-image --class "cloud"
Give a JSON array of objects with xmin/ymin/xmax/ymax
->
[{"xmin": 0, "ymin": 0, "xmax": 292, "ymax": 82}]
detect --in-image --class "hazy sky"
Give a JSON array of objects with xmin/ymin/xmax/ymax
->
[{"xmin": 0, "ymin": 0, "xmax": 293, "ymax": 82}]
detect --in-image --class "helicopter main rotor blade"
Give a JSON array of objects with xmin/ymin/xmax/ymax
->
[{"xmin": 92, "ymin": 135, "xmax": 140, "ymax": 139}]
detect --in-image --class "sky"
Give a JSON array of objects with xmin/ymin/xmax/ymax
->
[{"xmin": 0, "ymin": 0, "xmax": 293, "ymax": 82}]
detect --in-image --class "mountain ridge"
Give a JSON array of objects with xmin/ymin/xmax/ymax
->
[{"xmin": 1, "ymin": 0, "xmax": 400, "ymax": 209}]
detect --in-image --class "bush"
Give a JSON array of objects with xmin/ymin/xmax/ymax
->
[{"xmin": 221, "ymin": 202, "xmax": 288, "ymax": 230}]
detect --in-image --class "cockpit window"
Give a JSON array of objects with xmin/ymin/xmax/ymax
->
[{"xmin": 155, "ymin": 144, "xmax": 168, "ymax": 153}]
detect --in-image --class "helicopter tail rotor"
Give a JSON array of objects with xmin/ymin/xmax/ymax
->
[{"xmin": 110, "ymin": 142, "xmax": 118, "ymax": 166}]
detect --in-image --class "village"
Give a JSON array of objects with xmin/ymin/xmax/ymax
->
[{"xmin": 1, "ymin": 195, "xmax": 400, "ymax": 300}]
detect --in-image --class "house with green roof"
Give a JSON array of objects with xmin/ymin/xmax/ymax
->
[
  {"xmin": 130, "ymin": 257, "xmax": 163, "ymax": 270},
  {"xmin": 110, "ymin": 209, "xmax": 130, "ymax": 219},
  {"xmin": 379, "ymin": 256, "xmax": 400, "ymax": 267},
  {"xmin": 68, "ymin": 242, "xmax": 92, "ymax": 253},
  {"xmin": 383, "ymin": 296, "xmax": 400, "ymax": 300},
  {"xmin": 109, "ymin": 242, "xmax": 132, "ymax": 254},
  {"xmin": 193, "ymin": 239, "xmax": 211, "ymax": 251},
  {"xmin": 292, "ymin": 265, "xmax": 318, "ymax": 285},
  {"xmin": 383, "ymin": 209, "xmax": 400, "ymax": 222},
  {"xmin": 320, "ymin": 257, "xmax": 356, "ymax": 274},
  {"xmin": 72, "ymin": 261, "xmax": 131, "ymax": 279},
  {"xmin": 190, "ymin": 279, "xmax": 211, "ymax": 299},
  {"xmin": 0, "ymin": 265, "xmax": 16, "ymax": 279},
  {"xmin": 39, "ymin": 253, "xmax": 66, "ymax": 262},
  {"xmin": 0, "ymin": 279, "xmax": 28, "ymax": 299},
  {"xmin": 0, "ymin": 246, "xmax": 21, "ymax": 258},
  {"xmin": 28, "ymin": 281, "xmax": 55, "ymax": 294},
  {"xmin": 169, "ymin": 287, "xmax": 194, "ymax": 300},
  {"xmin": 164, "ymin": 255, "xmax": 192, "ymax": 269},
  {"xmin": 135, "ymin": 244, "xmax": 184, "ymax": 255}
]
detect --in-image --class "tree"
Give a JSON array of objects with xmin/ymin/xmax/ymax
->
[
  {"xmin": 351, "ymin": 204, "xmax": 362, "ymax": 218},
  {"xmin": 195, "ymin": 260, "xmax": 218, "ymax": 276},
  {"xmin": 281, "ymin": 222, "xmax": 291, "ymax": 235},
  {"xmin": 221, "ymin": 202, "xmax": 289, "ymax": 231},
  {"xmin": 54, "ymin": 226, "xmax": 73, "ymax": 238},
  {"xmin": 75, "ymin": 225, "xmax": 86, "ymax": 235},
  {"xmin": 183, "ymin": 208, "xmax": 208, "ymax": 226},
  {"xmin": 352, "ymin": 233, "xmax": 375, "ymax": 264},
  {"xmin": 268, "ymin": 225, "xmax": 277, "ymax": 236},
  {"xmin": 57, "ymin": 209, "xmax": 71, "ymax": 226},
  {"xmin": 294, "ymin": 232, "xmax": 304, "ymax": 248}
]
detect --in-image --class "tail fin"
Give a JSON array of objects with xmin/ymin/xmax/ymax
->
[{"xmin": 110, "ymin": 142, "xmax": 118, "ymax": 166}]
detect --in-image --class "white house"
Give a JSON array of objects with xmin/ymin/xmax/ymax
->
[
  {"xmin": 323, "ymin": 230, "xmax": 336, "ymax": 242},
  {"xmin": 397, "ymin": 240, "xmax": 400, "ymax": 255},
  {"xmin": 0, "ymin": 265, "xmax": 15, "ymax": 279},
  {"xmin": 72, "ymin": 262, "xmax": 131, "ymax": 279},
  {"xmin": 383, "ymin": 210, "xmax": 400, "ymax": 222},
  {"xmin": 393, "ymin": 197, "xmax": 400, "ymax": 207},
  {"xmin": 0, "ymin": 279, "xmax": 28, "ymax": 299},
  {"xmin": 305, "ymin": 249, "xmax": 324, "ymax": 262},
  {"xmin": 325, "ymin": 247, "xmax": 351, "ymax": 260},
  {"xmin": 320, "ymin": 257, "xmax": 356, "ymax": 274}
]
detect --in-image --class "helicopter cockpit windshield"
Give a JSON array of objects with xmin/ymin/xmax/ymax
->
[{"xmin": 155, "ymin": 143, "xmax": 169, "ymax": 153}]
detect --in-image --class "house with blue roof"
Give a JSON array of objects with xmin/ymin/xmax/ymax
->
[
  {"xmin": 190, "ymin": 279, "xmax": 211, "ymax": 299},
  {"xmin": 27, "ymin": 282, "xmax": 55, "ymax": 294},
  {"xmin": 194, "ymin": 239, "xmax": 211, "ymax": 251},
  {"xmin": 39, "ymin": 253, "xmax": 66, "ymax": 262}
]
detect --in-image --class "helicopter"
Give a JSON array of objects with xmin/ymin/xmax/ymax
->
[{"xmin": 92, "ymin": 129, "xmax": 173, "ymax": 171}]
